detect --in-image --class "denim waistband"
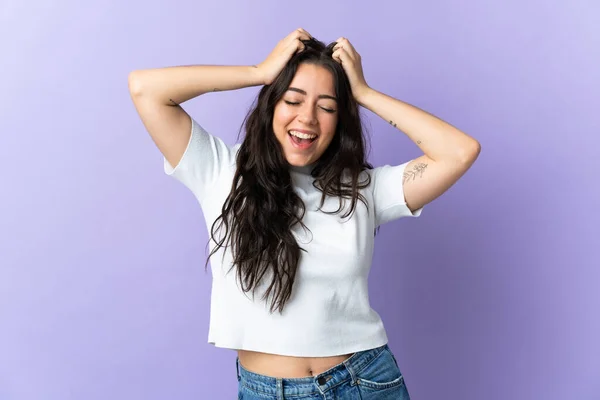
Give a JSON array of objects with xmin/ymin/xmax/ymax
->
[{"xmin": 236, "ymin": 343, "xmax": 390, "ymax": 398}]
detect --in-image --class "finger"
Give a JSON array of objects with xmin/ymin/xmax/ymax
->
[
  {"xmin": 334, "ymin": 37, "xmax": 351, "ymax": 48},
  {"xmin": 285, "ymin": 32, "xmax": 304, "ymax": 46},
  {"xmin": 289, "ymin": 38, "xmax": 306, "ymax": 55},
  {"xmin": 332, "ymin": 49, "xmax": 342, "ymax": 64},
  {"xmin": 294, "ymin": 39, "xmax": 306, "ymax": 54},
  {"xmin": 338, "ymin": 47, "xmax": 359, "ymax": 63},
  {"xmin": 343, "ymin": 40, "xmax": 357, "ymax": 54},
  {"xmin": 298, "ymin": 28, "xmax": 312, "ymax": 38},
  {"xmin": 283, "ymin": 30, "xmax": 306, "ymax": 46},
  {"xmin": 332, "ymin": 47, "xmax": 351, "ymax": 65},
  {"xmin": 333, "ymin": 38, "xmax": 356, "ymax": 55},
  {"xmin": 333, "ymin": 46, "xmax": 354, "ymax": 64},
  {"xmin": 283, "ymin": 37, "xmax": 308, "ymax": 56},
  {"xmin": 293, "ymin": 28, "xmax": 312, "ymax": 41}
]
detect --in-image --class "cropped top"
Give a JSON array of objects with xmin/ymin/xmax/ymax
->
[{"xmin": 164, "ymin": 116, "xmax": 423, "ymax": 357}]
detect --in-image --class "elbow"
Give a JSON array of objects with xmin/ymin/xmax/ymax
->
[
  {"xmin": 458, "ymin": 140, "xmax": 481, "ymax": 164},
  {"xmin": 463, "ymin": 140, "xmax": 481, "ymax": 164},
  {"xmin": 128, "ymin": 70, "xmax": 145, "ymax": 97}
]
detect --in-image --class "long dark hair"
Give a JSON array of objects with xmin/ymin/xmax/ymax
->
[{"xmin": 206, "ymin": 38, "xmax": 373, "ymax": 314}]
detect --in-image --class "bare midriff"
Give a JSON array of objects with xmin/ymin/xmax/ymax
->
[{"xmin": 237, "ymin": 349, "xmax": 355, "ymax": 378}]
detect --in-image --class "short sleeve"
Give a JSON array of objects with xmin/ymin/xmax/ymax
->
[
  {"xmin": 371, "ymin": 161, "xmax": 424, "ymax": 227},
  {"xmin": 163, "ymin": 116, "xmax": 237, "ymax": 202}
]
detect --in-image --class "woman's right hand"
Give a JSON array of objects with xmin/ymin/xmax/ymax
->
[{"xmin": 257, "ymin": 28, "xmax": 312, "ymax": 85}]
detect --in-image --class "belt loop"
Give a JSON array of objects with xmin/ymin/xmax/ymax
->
[
  {"xmin": 343, "ymin": 358, "xmax": 357, "ymax": 385},
  {"xmin": 236, "ymin": 357, "xmax": 241, "ymax": 381},
  {"xmin": 276, "ymin": 377, "xmax": 284, "ymax": 399}
]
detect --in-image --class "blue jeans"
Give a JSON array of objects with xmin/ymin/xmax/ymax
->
[{"xmin": 236, "ymin": 343, "xmax": 410, "ymax": 399}]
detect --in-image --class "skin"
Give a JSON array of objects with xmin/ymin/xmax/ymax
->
[
  {"xmin": 272, "ymin": 63, "xmax": 339, "ymax": 167},
  {"xmin": 131, "ymin": 26, "xmax": 478, "ymax": 380},
  {"xmin": 236, "ymin": 63, "xmax": 354, "ymax": 378},
  {"xmin": 238, "ymin": 31, "xmax": 480, "ymax": 380}
]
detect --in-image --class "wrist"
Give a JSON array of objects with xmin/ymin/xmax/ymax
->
[
  {"xmin": 250, "ymin": 65, "xmax": 267, "ymax": 86},
  {"xmin": 355, "ymin": 86, "xmax": 374, "ymax": 107}
]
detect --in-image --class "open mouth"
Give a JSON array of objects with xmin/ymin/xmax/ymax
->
[{"xmin": 288, "ymin": 130, "xmax": 318, "ymax": 149}]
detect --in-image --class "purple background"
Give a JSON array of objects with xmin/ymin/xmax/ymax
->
[{"xmin": 1, "ymin": 1, "xmax": 599, "ymax": 399}]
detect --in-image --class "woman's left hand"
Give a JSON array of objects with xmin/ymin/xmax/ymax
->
[{"xmin": 332, "ymin": 37, "xmax": 370, "ymax": 103}]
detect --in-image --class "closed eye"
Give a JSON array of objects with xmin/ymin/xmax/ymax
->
[{"xmin": 284, "ymin": 101, "xmax": 336, "ymax": 113}]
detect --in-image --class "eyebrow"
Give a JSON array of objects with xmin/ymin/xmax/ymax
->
[{"xmin": 287, "ymin": 87, "xmax": 337, "ymax": 102}]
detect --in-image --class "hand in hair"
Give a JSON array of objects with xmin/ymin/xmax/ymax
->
[
  {"xmin": 332, "ymin": 37, "xmax": 370, "ymax": 103},
  {"xmin": 257, "ymin": 28, "xmax": 313, "ymax": 85}
]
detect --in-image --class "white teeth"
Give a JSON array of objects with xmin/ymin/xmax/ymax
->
[{"xmin": 289, "ymin": 130, "xmax": 317, "ymax": 139}]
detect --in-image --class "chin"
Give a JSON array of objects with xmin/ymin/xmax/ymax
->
[
  {"xmin": 286, "ymin": 155, "xmax": 316, "ymax": 167},
  {"xmin": 288, "ymin": 159, "xmax": 307, "ymax": 166}
]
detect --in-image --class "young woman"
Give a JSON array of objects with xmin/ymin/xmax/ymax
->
[{"xmin": 129, "ymin": 28, "xmax": 480, "ymax": 400}]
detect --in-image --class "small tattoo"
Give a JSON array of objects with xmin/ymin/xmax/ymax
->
[
  {"xmin": 403, "ymin": 163, "xmax": 428, "ymax": 184},
  {"xmin": 417, "ymin": 140, "xmax": 422, "ymax": 145},
  {"xmin": 389, "ymin": 120, "xmax": 397, "ymax": 128}
]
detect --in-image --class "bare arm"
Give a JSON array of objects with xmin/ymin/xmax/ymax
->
[
  {"xmin": 331, "ymin": 38, "xmax": 480, "ymax": 214},
  {"xmin": 128, "ymin": 65, "xmax": 264, "ymax": 168},
  {"xmin": 357, "ymin": 87, "xmax": 481, "ymax": 212},
  {"xmin": 128, "ymin": 65, "xmax": 264, "ymax": 105},
  {"xmin": 360, "ymin": 89, "xmax": 481, "ymax": 211},
  {"xmin": 128, "ymin": 28, "xmax": 312, "ymax": 169}
]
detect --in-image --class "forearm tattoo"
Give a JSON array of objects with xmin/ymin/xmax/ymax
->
[
  {"xmin": 390, "ymin": 120, "xmax": 422, "ymax": 144},
  {"xmin": 403, "ymin": 163, "xmax": 428, "ymax": 184}
]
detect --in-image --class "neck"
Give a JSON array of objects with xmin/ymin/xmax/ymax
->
[{"xmin": 288, "ymin": 163, "xmax": 315, "ymax": 175}]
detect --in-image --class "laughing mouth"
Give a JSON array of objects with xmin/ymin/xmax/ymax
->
[
  {"xmin": 287, "ymin": 130, "xmax": 318, "ymax": 149},
  {"xmin": 288, "ymin": 130, "xmax": 318, "ymax": 143},
  {"xmin": 289, "ymin": 130, "xmax": 318, "ymax": 139}
]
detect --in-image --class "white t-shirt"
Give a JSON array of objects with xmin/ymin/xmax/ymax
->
[{"xmin": 164, "ymin": 116, "xmax": 423, "ymax": 357}]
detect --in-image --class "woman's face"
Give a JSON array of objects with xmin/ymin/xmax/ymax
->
[{"xmin": 273, "ymin": 63, "xmax": 338, "ymax": 167}]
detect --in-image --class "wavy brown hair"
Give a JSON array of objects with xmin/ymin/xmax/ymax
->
[{"xmin": 206, "ymin": 38, "xmax": 373, "ymax": 314}]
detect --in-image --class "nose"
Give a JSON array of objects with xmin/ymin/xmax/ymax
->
[{"xmin": 298, "ymin": 103, "xmax": 318, "ymax": 125}]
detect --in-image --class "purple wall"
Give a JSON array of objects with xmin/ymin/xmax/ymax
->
[{"xmin": 1, "ymin": 1, "xmax": 598, "ymax": 399}]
